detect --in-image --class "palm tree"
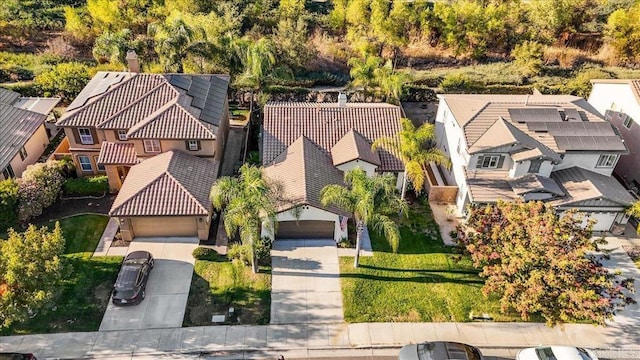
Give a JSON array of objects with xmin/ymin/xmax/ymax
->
[
  {"xmin": 372, "ymin": 118, "xmax": 450, "ymax": 200},
  {"xmin": 321, "ymin": 167, "xmax": 406, "ymax": 268},
  {"xmin": 210, "ymin": 164, "xmax": 277, "ymax": 273},
  {"xmin": 235, "ymin": 37, "xmax": 277, "ymax": 92},
  {"xmin": 348, "ymin": 54, "xmax": 382, "ymax": 92},
  {"xmin": 374, "ymin": 60, "xmax": 412, "ymax": 104},
  {"xmin": 149, "ymin": 16, "xmax": 213, "ymax": 73}
]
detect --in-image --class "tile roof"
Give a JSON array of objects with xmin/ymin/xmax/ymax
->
[
  {"xmin": 57, "ymin": 72, "xmax": 229, "ymax": 136},
  {"xmin": 97, "ymin": 142, "xmax": 138, "ymax": 165},
  {"xmin": 263, "ymin": 136, "xmax": 349, "ymax": 216},
  {"xmin": 14, "ymin": 97, "xmax": 60, "ymax": 115},
  {"xmin": 126, "ymin": 103, "xmax": 216, "ymax": 139},
  {"xmin": 331, "ymin": 129, "xmax": 380, "ymax": 166},
  {"xmin": 466, "ymin": 170, "xmax": 566, "ymax": 203},
  {"xmin": 550, "ymin": 167, "xmax": 635, "ymax": 207},
  {"xmin": 508, "ymin": 173, "xmax": 564, "ymax": 197},
  {"xmin": 262, "ymin": 102, "xmax": 403, "ymax": 172},
  {"xmin": 0, "ymin": 88, "xmax": 21, "ymax": 105},
  {"xmin": 109, "ymin": 150, "xmax": 219, "ymax": 216},
  {"xmin": 440, "ymin": 94, "xmax": 626, "ymax": 154}
]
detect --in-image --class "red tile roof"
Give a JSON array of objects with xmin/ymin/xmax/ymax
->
[
  {"xmin": 331, "ymin": 129, "xmax": 381, "ymax": 166},
  {"xmin": 97, "ymin": 142, "xmax": 138, "ymax": 165},
  {"xmin": 126, "ymin": 104, "xmax": 216, "ymax": 139}
]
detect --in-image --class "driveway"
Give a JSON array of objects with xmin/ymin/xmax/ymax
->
[
  {"xmin": 99, "ymin": 237, "xmax": 199, "ymax": 331},
  {"xmin": 270, "ymin": 239, "xmax": 344, "ymax": 324}
]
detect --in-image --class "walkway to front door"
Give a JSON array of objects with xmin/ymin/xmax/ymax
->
[{"xmin": 270, "ymin": 239, "xmax": 344, "ymax": 324}]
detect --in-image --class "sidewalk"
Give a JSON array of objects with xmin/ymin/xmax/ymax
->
[{"xmin": 1, "ymin": 321, "xmax": 638, "ymax": 359}]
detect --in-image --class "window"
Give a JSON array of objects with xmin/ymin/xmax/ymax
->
[
  {"xmin": 117, "ymin": 130, "xmax": 127, "ymax": 141},
  {"xmin": 2, "ymin": 165, "xmax": 15, "ymax": 179},
  {"xmin": 143, "ymin": 139, "xmax": 161, "ymax": 153},
  {"xmin": 95, "ymin": 156, "xmax": 105, "ymax": 171},
  {"xmin": 456, "ymin": 139, "xmax": 462, "ymax": 155},
  {"xmin": 528, "ymin": 159, "xmax": 542, "ymax": 173},
  {"xmin": 78, "ymin": 128, "xmax": 93, "ymax": 144},
  {"xmin": 18, "ymin": 146, "xmax": 27, "ymax": 161},
  {"xmin": 623, "ymin": 115, "xmax": 633, "ymax": 129},
  {"xmin": 78, "ymin": 155, "xmax": 92, "ymax": 172},
  {"xmin": 596, "ymin": 154, "xmax": 617, "ymax": 168},
  {"xmin": 187, "ymin": 140, "xmax": 200, "ymax": 151},
  {"xmin": 478, "ymin": 155, "xmax": 503, "ymax": 169}
]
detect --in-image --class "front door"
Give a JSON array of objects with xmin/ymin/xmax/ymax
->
[{"xmin": 117, "ymin": 166, "xmax": 130, "ymax": 182}]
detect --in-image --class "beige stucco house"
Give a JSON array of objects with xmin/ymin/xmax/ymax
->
[
  {"xmin": 0, "ymin": 88, "xmax": 60, "ymax": 180},
  {"xmin": 261, "ymin": 100, "xmax": 404, "ymax": 241},
  {"xmin": 55, "ymin": 71, "xmax": 230, "ymax": 241}
]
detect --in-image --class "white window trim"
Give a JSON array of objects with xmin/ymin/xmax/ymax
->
[
  {"xmin": 596, "ymin": 154, "xmax": 617, "ymax": 168},
  {"xmin": 144, "ymin": 139, "xmax": 161, "ymax": 153},
  {"xmin": 78, "ymin": 155, "xmax": 92, "ymax": 172},
  {"xmin": 19, "ymin": 146, "xmax": 27, "ymax": 161},
  {"xmin": 78, "ymin": 128, "xmax": 93, "ymax": 145},
  {"xmin": 623, "ymin": 115, "xmax": 633, "ymax": 129},
  {"xmin": 188, "ymin": 140, "xmax": 199, "ymax": 151},
  {"xmin": 117, "ymin": 130, "xmax": 128, "ymax": 141},
  {"xmin": 481, "ymin": 155, "xmax": 500, "ymax": 169}
]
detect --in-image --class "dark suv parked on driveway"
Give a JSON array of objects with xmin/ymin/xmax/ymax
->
[{"xmin": 112, "ymin": 251, "xmax": 154, "ymax": 306}]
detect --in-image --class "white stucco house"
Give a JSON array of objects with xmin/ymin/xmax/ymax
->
[
  {"xmin": 588, "ymin": 79, "xmax": 640, "ymax": 193},
  {"xmin": 435, "ymin": 93, "xmax": 634, "ymax": 232},
  {"xmin": 261, "ymin": 100, "xmax": 404, "ymax": 241}
]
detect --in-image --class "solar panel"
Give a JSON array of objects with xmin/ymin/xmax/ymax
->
[
  {"xmin": 563, "ymin": 108, "xmax": 581, "ymax": 122},
  {"xmin": 509, "ymin": 108, "xmax": 563, "ymax": 123}
]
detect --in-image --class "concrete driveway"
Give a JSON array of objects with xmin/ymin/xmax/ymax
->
[
  {"xmin": 99, "ymin": 237, "xmax": 199, "ymax": 331},
  {"xmin": 270, "ymin": 239, "xmax": 343, "ymax": 324}
]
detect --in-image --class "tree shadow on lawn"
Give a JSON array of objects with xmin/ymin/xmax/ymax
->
[
  {"xmin": 359, "ymin": 264, "xmax": 479, "ymax": 275},
  {"xmin": 339, "ymin": 269, "xmax": 484, "ymax": 286}
]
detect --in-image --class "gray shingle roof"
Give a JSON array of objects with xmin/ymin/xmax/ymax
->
[
  {"xmin": 109, "ymin": 150, "xmax": 219, "ymax": 216},
  {"xmin": 57, "ymin": 72, "xmax": 229, "ymax": 135},
  {"xmin": 0, "ymin": 103, "xmax": 47, "ymax": 171},
  {"xmin": 262, "ymin": 102, "xmax": 403, "ymax": 172},
  {"xmin": 263, "ymin": 136, "xmax": 348, "ymax": 216},
  {"xmin": 0, "ymin": 88, "xmax": 21, "ymax": 105}
]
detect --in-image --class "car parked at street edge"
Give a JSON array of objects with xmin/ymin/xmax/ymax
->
[
  {"xmin": 398, "ymin": 341, "xmax": 483, "ymax": 360},
  {"xmin": 0, "ymin": 353, "xmax": 37, "ymax": 360},
  {"xmin": 516, "ymin": 346, "xmax": 598, "ymax": 360},
  {"xmin": 112, "ymin": 251, "xmax": 154, "ymax": 306}
]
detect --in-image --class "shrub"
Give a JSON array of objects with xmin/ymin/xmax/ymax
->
[
  {"xmin": 0, "ymin": 179, "xmax": 19, "ymax": 232},
  {"xmin": 440, "ymin": 73, "xmax": 482, "ymax": 93},
  {"xmin": 255, "ymin": 236, "xmax": 273, "ymax": 266},
  {"xmin": 563, "ymin": 65, "xmax": 614, "ymax": 98},
  {"xmin": 227, "ymin": 243, "xmax": 252, "ymax": 266},
  {"xmin": 17, "ymin": 160, "xmax": 66, "ymax": 223},
  {"xmin": 63, "ymin": 175, "xmax": 108, "ymax": 196},
  {"xmin": 35, "ymin": 62, "xmax": 90, "ymax": 102},
  {"xmin": 512, "ymin": 41, "xmax": 544, "ymax": 77},
  {"xmin": 192, "ymin": 247, "xmax": 221, "ymax": 261}
]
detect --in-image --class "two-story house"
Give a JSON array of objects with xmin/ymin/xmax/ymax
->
[
  {"xmin": 56, "ymin": 70, "xmax": 230, "ymax": 241},
  {"xmin": 588, "ymin": 79, "xmax": 640, "ymax": 193},
  {"xmin": 261, "ymin": 99, "xmax": 404, "ymax": 241},
  {"xmin": 435, "ymin": 93, "xmax": 634, "ymax": 232},
  {"xmin": 0, "ymin": 88, "xmax": 60, "ymax": 180}
]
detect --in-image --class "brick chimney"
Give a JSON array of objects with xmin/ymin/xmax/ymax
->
[{"xmin": 126, "ymin": 50, "xmax": 140, "ymax": 73}]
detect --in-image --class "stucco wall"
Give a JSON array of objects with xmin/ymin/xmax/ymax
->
[
  {"xmin": 510, "ymin": 159, "xmax": 554, "ymax": 178},
  {"xmin": 8, "ymin": 124, "xmax": 50, "ymax": 178},
  {"xmin": 262, "ymin": 205, "xmax": 347, "ymax": 242},
  {"xmin": 336, "ymin": 160, "xmax": 377, "ymax": 177},
  {"xmin": 132, "ymin": 139, "xmax": 217, "ymax": 159},
  {"xmin": 553, "ymin": 153, "xmax": 617, "ymax": 176}
]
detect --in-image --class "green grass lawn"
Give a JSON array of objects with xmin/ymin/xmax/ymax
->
[
  {"xmin": 184, "ymin": 258, "xmax": 271, "ymax": 326},
  {"xmin": 2, "ymin": 214, "xmax": 122, "ymax": 335},
  {"xmin": 340, "ymin": 198, "xmax": 519, "ymax": 323}
]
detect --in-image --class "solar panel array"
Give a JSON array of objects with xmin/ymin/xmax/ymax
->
[
  {"xmin": 508, "ymin": 108, "xmax": 563, "ymax": 123},
  {"xmin": 526, "ymin": 121, "xmax": 615, "ymax": 135},
  {"xmin": 563, "ymin": 108, "xmax": 582, "ymax": 121},
  {"xmin": 555, "ymin": 135, "xmax": 627, "ymax": 151}
]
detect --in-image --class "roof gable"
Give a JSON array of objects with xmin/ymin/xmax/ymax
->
[
  {"xmin": 126, "ymin": 103, "xmax": 216, "ymax": 139},
  {"xmin": 0, "ymin": 103, "xmax": 47, "ymax": 170},
  {"xmin": 551, "ymin": 167, "xmax": 635, "ymax": 207},
  {"xmin": 331, "ymin": 129, "xmax": 381, "ymax": 166}
]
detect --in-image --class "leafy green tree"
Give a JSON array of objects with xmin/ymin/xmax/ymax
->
[
  {"xmin": 327, "ymin": 0, "xmax": 348, "ymax": 32},
  {"xmin": 348, "ymin": 54, "xmax": 382, "ymax": 92},
  {"xmin": 321, "ymin": 168, "xmax": 406, "ymax": 268},
  {"xmin": 563, "ymin": 66, "xmax": 613, "ymax": 98},
  {"xmin": 512, "ymin": 40, "xmax": 544, "ymax": 77},
  {"xmin": 92, "ymin": 29, "xmax": 142, "ymax": 65},
  {"xmin": 149, "ymin": 15, "xmax": 213, "ymax": 73},
  {"xmin": 605, "ymin": 2, "xmax": 640, "ymax": 63},
  {"xmin": 374, "ymin": 60, "xmax": 412, "ymax": 104},
  {"xmin": 0, "ymin": 223, "xmax": 65, "ymax": 328},
  {"xmin": 63, "ymin": 6, "xmax": 91, "ymax": 42},
  {"xmin": 17, "ymin": 161, "xmax": 66, "ymax": 223},
  {"xmin": 272, "ymin": 17, "xmax": 314, "ymax": 70},
  {"xmin": 35, "ymin": 62, "xmax": 89, "ymax": 101},
  {"xmin": 234, "ymin": 37, "xmax": 277, "ymax": 98},
  {"xmin": 457, "ymin": 201, "xmax": 634, "ymax": 326},
  {"xmin": 210, "ymin": 164, "xmax": 278, "ymax": 273},
  {"xmin": 0, "ymin": 179, "xmax": 19, "ymax": 232},
  {"xmin": 86, "ymin": 0, "xmax": 122, "ymax": 33},
  {"xmin": 526, "ymin": 0, "xmax": 593, "ymax": 42},
  {"xmin": 627, "ymin": 200, "xmax": 640, "ymax": 234},
  {"xmin": 373, "ymin": 118, "xmax": 449, "ymax": 200}
]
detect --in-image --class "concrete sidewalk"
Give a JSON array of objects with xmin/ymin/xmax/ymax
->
[{"xmin": 1, "ymin": 321, "xmax": 638, "ymax": 359}]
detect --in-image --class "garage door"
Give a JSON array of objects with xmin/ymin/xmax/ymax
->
[
  {"xmin": 131, "ymin": 216, "xmax": 197, "ymax": 238},
  {"xmin": 587, "ymin": 212, "xmax": 617, "ymax": 232},
  {"xmin": 276, "ymin": 220, "xmax": 334, "ymax": 239}
]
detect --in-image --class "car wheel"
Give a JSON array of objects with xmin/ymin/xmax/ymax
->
[
  {"xmin": 142, "ymin": 290, "xmax": 146, "ymax": 299},
  {"xmin": 150, "ymin": 259, "xmax": 154, "ymax": 269}
]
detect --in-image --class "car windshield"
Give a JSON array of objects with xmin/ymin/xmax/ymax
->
[
  {"xmin": 416, "ymin": 342, "xmax": 480, "ymax": 360},
  {"xmin": 124, "ymin": 258, "xmax": 147, "ymax": 265},
  {"xmin": 536, "ymin": 348, "xmax": 557, "ymax": 360},
  {"xmin": 113, "ymin": 289, "xmax": 136, "ymax": 299}
]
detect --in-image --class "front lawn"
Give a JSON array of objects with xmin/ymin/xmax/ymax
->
[
  {"xmin": 1, "ymin": 214, "xmax": 122, "ymax": 335},
  {"xmin": 184, "ymin": 258, "xmax": 271, "ymax": 326},
  {"xmin": 340, "ymin": 198, "xmax": 519, "ymax": 323}
]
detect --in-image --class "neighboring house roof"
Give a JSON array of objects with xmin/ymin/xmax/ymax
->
[
  {"xmin": 14, "ymin": 97, "xmax": 60, "ymax": 115},
  {"xmin": 439, "ymin": 94, "xmax": 627, "ymax": 154},
  {"xmin": 97, "ymin": 142, "xmax": 139, "ymax": 165},
  {"xmin": 57, "ymin": 72, "xmax": 229, "ymax": 137},
  {"xmin": 508, "ymin": 173, "xmax": 565, "ymax": 197},
  {"xmin": 551, "ymin": 167, "xmax": 635, "ymax": 208},
  {"xmin": 262, "ymin": 102, "xmax": 403, "ymax": 172},
  {"xmin": 109, "ymin": 150, "xmax": 218, "ymax": 216},
  {"xmin": 263, "ymin": 136, "xmax": 349, "ymax": 216},
  {"xmin": 0, "ymin": 89, "xmax": 60, "ymax": 171},
  {"xmin": 331, "ymin": 129, "xmax": 381, "ymax": 166},
  {"xmin": 590, "ymin": 79, "xmax": 640, "ymax": 105}
]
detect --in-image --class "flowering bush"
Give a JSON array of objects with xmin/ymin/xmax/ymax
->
[{"xmin": 17, "ymin": 161, "xmax": 65, "ymax": 223}]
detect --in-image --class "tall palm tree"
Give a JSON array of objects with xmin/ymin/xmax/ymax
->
[
  {"xmin": 149, "ymin": 16, "xmax": 213, "ymax": 73},
  {"xmin": 210, "ymin": 164, "xmax": 277, "ymax": 273},
  {"xmin": 348, "ymin": 54, "xmax": 382, "ymax": 92},
  {"xmin": 372, "ymin": 118, "xmax": 450, "ymax": 200},
  {"xmin": 374, "ymin": 60, "xmax": 412, "ymax": 104},
  {"xmin": 321, "ymin": 167, "xmax": 406, "ymax": 268}
]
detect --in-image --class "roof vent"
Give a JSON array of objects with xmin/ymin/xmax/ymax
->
[
  {"xmin": 126, "ymin": 50, "xmax": 140, "ymax": 73},
  {"xmin": 338, "ymin": 92, "xmax": 347, "ymax": 107}
]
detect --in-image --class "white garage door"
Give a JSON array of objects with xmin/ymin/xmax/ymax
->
[
  {"xmin": 276, "ymin": 220, "xmax": 335, "ymax": 239},
  {"xmin": 131, "ymin": 216, "xmax": 197, "ymax": 237},
  {"xmin": 587, "ymin": 212, "xmax": 617, "ymax": 232}
]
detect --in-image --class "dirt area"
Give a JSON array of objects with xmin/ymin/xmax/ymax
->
[
  {"xmin": 34, "ymin": 194, "xmax": 116, "ymax": 224},
  {"xmin": 402, "ymin": 101, "xmax": 439, "ymax": 125}
]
